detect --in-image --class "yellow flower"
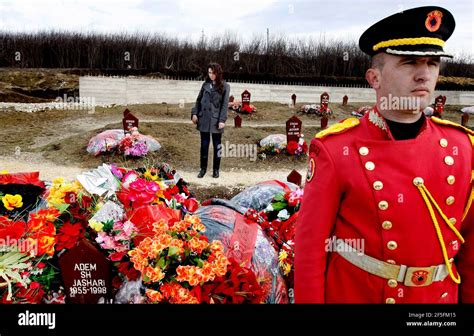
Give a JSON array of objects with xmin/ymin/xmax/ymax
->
[
  {"xmin": 95, "ymin": 202, "xmax": 104, "ymax": 211},
  {"xmin": 281, "ymin": 262, "xmax": 292, "ymax": 276},
  {"xmin": 52, "ymin": 177, "xmax": 65, "ymax": 185},
  {"xmin": 2, "ymin": 194, "xmax": 23, "ymax": 211},
  {"xmin": 89, "ymin": 220, "xmax": 104, "ymax": 232},
  {"xmin": 278, "ymin": 250, "xmax": 288, "ymax": 263},
  {"xmin": 0, "ymin": 170, "xmax": 8, "ymax": 174},
  {"xmin": 143, "ymin": 169, "xmax": 158, "ymax": 181}
]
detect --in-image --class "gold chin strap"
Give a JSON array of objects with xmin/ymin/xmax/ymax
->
[{"xmin": 414, "ymin": 178, "xmax": 464, "ymax": 284}]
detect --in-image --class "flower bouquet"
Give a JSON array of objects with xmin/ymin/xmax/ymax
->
[
  {"xmin": 244, "ymin": 187, "xmax": 304, "ymax": 293},
  {"xmin": 0, "ymin": 172, "xmax": 46, "ymax": 221},
  {"xmin": 0, "ymin": 209, "xmax": 61, "ymax": 304}
]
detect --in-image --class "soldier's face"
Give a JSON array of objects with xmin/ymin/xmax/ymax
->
[{"xmin": 373, "ymin": 53, "xmax": 440, "ymax": 113}]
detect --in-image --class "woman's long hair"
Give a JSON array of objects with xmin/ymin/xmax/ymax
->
[{"xmin": 207, "ymin": 62, "xmax": 224, "ymax": 94}]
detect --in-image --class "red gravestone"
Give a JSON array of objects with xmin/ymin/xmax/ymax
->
[
  {"xmin": 433, "ymin": 95, "xmax": 446, "ymax": 117},
  {"xmin": 342, "ymin": 95, "xmax": 348, "ymax": 106},
  {"xmin": 286, "ymin": 116, "xmax": 302, "ymax": 144},
  {"xmin": 287, "ymin": 170, "xmax": 302, "ymax": 186},
  {"xmin": 291, "ymin": 94, "xmax": 297, "ymax": 107},
  {"xmin": 321, "ymin": 116, "xmax": 329, "ymax": 129},
  {"xmin": 320, "ymin": 92, "xmax": 330, "ymax": 112},
  {"xmin": 123, "ymin": 108, "xmax": 139, "ymax": 133},
  {"xmin": 229, "ymin": 95, "xmax": 235, "ymax": 103},
  {"xmin": 462, "ymin": 112, "xmax": 470, "ymax": 126},
  {"xmin": 241, "ymin": 90, "xmax": 251, "ymax": 109},
  {"xmin": 58, "ymin": 239, "xmax": 112, "ymax": 304},
  {"xmin": 234, "ymin": 115, "xmax": 242, "ymax": 128}
]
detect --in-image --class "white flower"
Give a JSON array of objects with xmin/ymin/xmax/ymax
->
[
  {"xmin": 265, "ymin": 204, "xmax": 274, "ymax": 212},
  {"xmin": 277, "ymin": 209, "xmax": 290, "ymax": 220}
]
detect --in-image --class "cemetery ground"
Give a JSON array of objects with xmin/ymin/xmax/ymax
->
[{"xmin": 1, "ymin": 101, "xmax": 472, "ymax": 200}]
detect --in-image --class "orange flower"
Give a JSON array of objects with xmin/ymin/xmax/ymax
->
[
  {"xmin": 30, "ymin": 209, "xmax": 60, "ymax": 223},
  {"xmin": 143, "ymin": 266, "xmax": 165, "ymax": 283},
  {"xmin": 185, "ymin": 215, "xmax": 205, "ymax": 232},
  {"xmin": 152, "ymin": 220, "xmax": 168, "ymax": 236},
  {"xmin": 146, "ymin": 289, "xmax": 163, "ymax": 303},
  {"xmin": 187, "ymin": 237, "xmax": 208, "ymax": 254},
  {"xmin": 169, "ymin": 220, "xmax": 189, "ymax": 233},
  {"xmin": 159, "ymin": 282, "xmax": 198, "ymax": 304},
  {"xmin": 209, "ymin": 241, "xmax": 225, "ymax": 254},
  {"xmin": 38, "ymin": 235, "xmax": 56, "ymax": 256}
]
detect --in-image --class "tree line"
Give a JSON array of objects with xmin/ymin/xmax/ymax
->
[{"xmin": 0, "ymin": 31, "xmax": 472, "ymax": 86}]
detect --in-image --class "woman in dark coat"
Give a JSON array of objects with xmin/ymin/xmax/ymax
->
[{"xmin": 191, "ymin": 62, "xmax": 230, "ymax": 178}]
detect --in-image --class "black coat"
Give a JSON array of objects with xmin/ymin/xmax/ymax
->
[{"xmin": 192, "ymin": 81, "xmax": 230, "ymax": 134}]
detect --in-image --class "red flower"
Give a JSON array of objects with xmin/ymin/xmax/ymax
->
[
  {"xmin": 0, "ymin": 218, "xmax": 26, "ymax": 242},
  {"xmin": 55, "ymin": 222, "xmax": 84, "ymax": 251},
  {"xmin": 183, "ymin": 198, "xmax": 199, "ymax": 213},
  {"xmin": 163, "ymin": 185, "xmax": 180, "ymax": 200},
  {"xmin": 200, "ymin": 258, "xmax": 264, "ymax": 304},
  {"xmin": 117, "ymin": 262, "xmax": 141, "ymax": 281},
  {"xmin": 109, "ymin": 251, "xmax": 127, "ymax": 262},
  {"xmin": 63, "ymin": 191, "xmax": 77, "ymax": 204},
  {"xmin": 2, "ymin": 284, "xmax": 45, "ymax": 304},
  {"xmin": 119, "ymin": 178, "xmax": 158, "ymax": 209},
  {"xmin": 286, "ymin": 141, "xmax": 298, "ymax": 155},
  {"xmin": 80, "ymin": 195, "xmax": 93, "ymax": 209},
  {"xmin": 112, "ymin": 276, "xmax": 123, "ymax": 289}
]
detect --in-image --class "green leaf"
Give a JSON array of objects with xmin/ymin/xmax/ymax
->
[
  {"xmin": 55, "ymin": 203, "xmax": 70, "ymax": 214},
  {"xmin": 168, "ymin": 246, "xmax": 179, "ymax": 256},
  {"xmin": 273, "ymin": 193, "xmax": 285, "ymax": 202},
  {"xmin": 102, "ymin": 220, "xmax": 114, "ymax": 232},
  {"xmin": 195, "ymin": 258, "xmax": 204, "ymax": 268},
  {"xmin": 271, "ymin": 202, "xmax": 287, "ymax": 211},
  {"xmin": 157, "ymin": 257, "xmax": 166, "ymax": 268}
]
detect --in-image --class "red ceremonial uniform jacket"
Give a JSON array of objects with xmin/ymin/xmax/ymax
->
[{"xmin": 295, "ymin": 107, "xmax": 474, "ymax": 303}]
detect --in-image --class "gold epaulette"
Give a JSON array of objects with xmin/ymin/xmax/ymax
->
[
  {"xmin": 431, "ymin": 117, "xmax": 474, "ymax": 137},
  {"xmin": 315, "ymin": 118, "xmax": 360, "ymax": 139}
]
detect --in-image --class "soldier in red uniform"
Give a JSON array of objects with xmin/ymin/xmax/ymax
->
[{"xmin": 295, "ymin": 6, "xmax": 474, "ymax": 303}]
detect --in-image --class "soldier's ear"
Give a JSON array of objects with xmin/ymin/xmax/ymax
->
[{"xmin": 366, "ymin": 68, "xmax": 381, "ymax": 89}]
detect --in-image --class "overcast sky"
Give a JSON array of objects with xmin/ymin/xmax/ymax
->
[{"xmin": 0, "ymin": 0, "xmax": 472, "ymax": 56}]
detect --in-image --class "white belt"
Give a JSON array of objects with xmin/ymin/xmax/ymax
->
[{"xmin": 335, "ymin": 238, "xmax": 450, "ymax": 287}]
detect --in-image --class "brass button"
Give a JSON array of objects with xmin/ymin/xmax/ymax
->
[
  {"xmin": 378, "ymin": 201, "xmax": 389, "ymax": 210},
  {"xmin": 359, "ymin": 147, "xmax": 369, "ymax": 156},
  {"xmin": 365, "ymin": 161, "xmax": 375, "ymax": 171},
  {"xmin": 373, "ymin": 181, "xmax": 384, "ymax": 191},
  {"xmin": 441, "ymin": 292, "xmax": 448, "ymax": 299},
  {"xmin": 449, "ymin": 218, "xmax": 457, "ymax": 225},
  {"xmin": 387, "ymin": 279, "xmax": 398, "ymax": 288},
  {"xmin": 444, "ymin": 156, "xmax": 454, "ymax": 166},
  {"xmin": 387, "ymin": 241, "xmax": 398, "ymax": 250},
  {"xmin": 382, "ymin": 220, "xmax": 393, "ymax": 230},
  {"xmin": 449, "ymin": 258, "xmax": 454, "ymax": 263},
  {"xmin": 386, "ymin": 259, "xmax": 396, "ymax": 264},
  {"xmin": 439, "ymin": 138, "xmax": 448, "ymax": 148},
  {"xmin": 385, "ymin": 298, "xmax": 396, "ymax": 304},
  {"xmin": 446, "ymin": 196, "xmax": 455, "ymax": 205},
  {"xmin": 413, "ymin": 177, "xmax": 424, "ymax": 186},
  {"xmin": 447, "ymin": 175, "xmax": 455, "ymax": 185}
]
